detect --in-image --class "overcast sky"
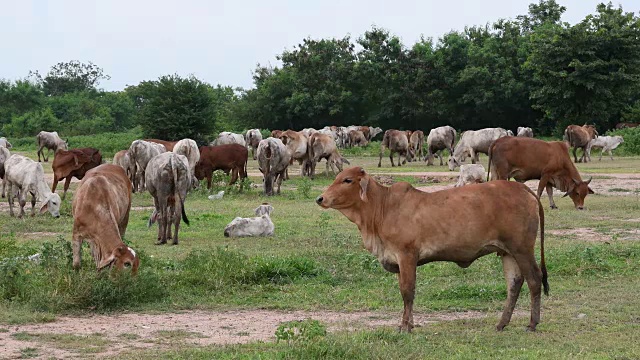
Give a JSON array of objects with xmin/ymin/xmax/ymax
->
[{"xmin": 1, "ymin": 0, "xmax": 637, "ymax": 91}]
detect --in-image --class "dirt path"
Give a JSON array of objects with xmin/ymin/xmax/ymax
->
[{"xmin": 0, "ymin": 309, "xmax": 491, "ymax": 359}]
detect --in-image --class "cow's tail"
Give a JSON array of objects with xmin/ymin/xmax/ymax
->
[
  {"xmin": 449, "ymin": 127, "xmax": 456, "ymax": 151},
  {"xmin": 523, "ymin": 185, "xmax": 549, "ymax": 296}
]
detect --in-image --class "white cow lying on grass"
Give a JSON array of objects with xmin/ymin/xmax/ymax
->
[
  {"xmin": 455, "ymin": 164, "xmax": 486, "ymax": 187},
  {"xmin": 224, "ymin": 204, "xmax": 274, "ymax": 237}
]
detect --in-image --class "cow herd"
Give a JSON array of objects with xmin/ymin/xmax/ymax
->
[{"xmin": 0, "ymin": 122, "xmax": 629, "ymax": 333}]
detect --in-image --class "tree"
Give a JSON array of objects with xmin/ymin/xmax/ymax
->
[
  {"xmin": 29, "ymin": 61, "xmax": 111, "ymax": 96},
  {"xmin": 130, "ymin": 74, "xmax": 216, "ymax": 143}
]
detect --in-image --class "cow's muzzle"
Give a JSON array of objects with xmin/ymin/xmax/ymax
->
[
  {"xmin": 315, "ymin": 196, "xmax": 324, "ymax": 205},
  {"xmin": 224, "ymin": 230, "xmax": 230, "ymax": 237}
]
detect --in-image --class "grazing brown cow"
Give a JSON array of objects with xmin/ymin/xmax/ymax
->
[
  {"xmin": 378, "ymin": 130, "xmax": 414, "ymax": 167},
  {"xmin": 348, "ymin": 130, "xmax": 368, "ymax": 148},
  {"xmin": 409, "ymin": 130, "xmax": 424, "ymax": 161},
  {"xmin": 488, "ymin": 137, "xmax": 594, "ymax": 210},
  {"xmin": 52, "ymin": 148, "xmax": 102, "ymax": 200},
  {"xmin": 72, "ymin": 164, "xmax": 139, "ymax": 274},
  {"xmin": 144, "ymin": 139, "xmax": 177, "ymax": 151},
  {"xmin": 195, "ymin": 144, "xmax": 248, "ymax": 189},
  {"xmin": 316, "ymin": 167, "xmax": 548, "ymax": 333},
  {"xmin": 564, "ymin": 125, "xmax": 598, "ymax": 163},
  {"xmin": 308, "ymin": 133, "xmax": 350, "ymax": 178}
]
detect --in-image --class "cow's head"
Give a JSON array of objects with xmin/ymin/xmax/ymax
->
[
  {"xmin": 255, "ymin": 203, "xmax": 274, "ymax": 217},
  {"xmin": 39, "ymin": 193, "xmax": 62, "ymax": 218},
  {"xmin": 447, "ymin": 155, "xmax": 461, "ymax": 171},
  {"xmin": 316, "ymin": 167, "xmax": 370, "ymax": 209},
  {"xmin": 562, "ymin": 177, "xmax": 594, "ymax": 210},
  {"xmin": 98, "ymin": 245, "xmax": 139, "ymax": 275}
]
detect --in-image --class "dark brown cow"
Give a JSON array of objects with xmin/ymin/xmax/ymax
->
[
  {"xmin": 52, "ymin": 148, "xmax": 102, "ymax": 200},
  {"xmin": 316, "ymin": 167, "xmax": 548, "ymax": 333},
  {"xmin": 488, "ymin": 137, "xmax": 594, "ymax": 210},
  {"xmin": 72, "ymin": 164, "xmax": 139, "ymax": 274},
  {"xmin": 409, "ymin": 130, "xmax": 425, "ymax": 161},
  {"xmin": 195, "ymin": 144, "xmax": 248, "ymax": 189},
  {"xmin": 378, "ymin": 130, "xmax": 414, "ymax": 167},
  {"xmin": 564, "ymin": 125, "xmax": 598, "ymax": 163},
  {"xmin": 144, "ymin": 139, "xmax": 178, "ymax": 151}
]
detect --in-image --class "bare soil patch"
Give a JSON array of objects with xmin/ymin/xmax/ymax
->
[
  {"xmin": 548, "ymin": 228, "xmax": 640, "ymax": 242},
  {"xmin": 0, "ymin": 309, "xmax": 490, "ymax": 358}
]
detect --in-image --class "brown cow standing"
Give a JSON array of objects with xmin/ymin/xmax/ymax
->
[
  {"xmin": 564, "ymin": 125, "xmax": 598, "ymax": 163},
  {"xmin": 316, "ymin": 167, "xmax": 548, "ymax": 333},
  {"xmin": 409, "ymin": 130, "xmax": 424, "ymax": 162},
  {"xmin": 72, "ymin": 164, "xmax": 139, "ymax": 274},
  {"xmin": 144, "ymin": 139, "xmax": 177, "ymax": 151},
  {"xmin": 488, "ymin": 137, "xmax": 594, "ymax": 210},
  {"xmin": 348, "ymin": 130, "xmax": 368, "ymax": 148},
  {"xmin": 378, "ymin": 130, "xmax": 414, "ymax": 167},
  {"xmin": 52, "ymin": 148, "xmax": 102, "ymax": 200},
  {"xmin": 271, "ymin": 130, "xmax": 283, "ymax": 139},
  {"xmin": 358, "ymin": 126, "xmax": 371, "ymax": 141},
  {"xmin": 195, "ymin": 144, "xmax": 248, "ymax": 189}
]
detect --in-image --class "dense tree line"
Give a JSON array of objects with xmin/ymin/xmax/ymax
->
[{"xmin": 0, "ymin": 1, "xmax": 638, "ymax": 141}]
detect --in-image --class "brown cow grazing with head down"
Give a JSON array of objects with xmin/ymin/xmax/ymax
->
[
  {"xmin": 564, "ymin": 125, "xmax": 598, "ymax": 163},
  {"xmin": 144, "ymin": 139, "xmax": 178, "ymax": 151},
  {"xmin": 52, "ymin": 148, "xmax": 102, "ymax": 200},
  {"xmin": 378, "ymin": 130, "xmax": 414, "ymax": 167},
  {"xmin": 72, "ymin": 164, "xmax": 139, "ymax": 274},
  {"xmin": 488, "ymin": 136, "xmax": 594, "ymax": 210},
  {"xmin": 317, "ymin": 167, "xmax": 548, "ymax": 333},
  {"xmin": 195, "ymin": 144, "xmax": 248, "ymax": 189},
  {"xmin": 308, "ymin": 133, "xmax": 350, "ymax": 178}
]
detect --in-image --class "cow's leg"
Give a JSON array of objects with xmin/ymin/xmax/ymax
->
[
  {"xmin": 7, "ymin": 182, "xmax": 14, "ymax": 217},
  {"xmin": 1, "ymin": 178, "xmax": 5, "ymax": 198},
  {"xmin": 516, "ymin": 253, "xmax": 543, "ymax": 332},
  {"xmin": 608, "ymin": 148, "xmax": 614, "ymax": 161},
  {"xmin": 378, "ymin": 147, "xmax": 385, "ymax": 167},
  {"xmin": 400, "ymin": 152, "xmax": 406, "ymax": 166},
  {"xmin": 545, "ymin": 184, "xmax": 557, "ymax": 209},
  {"xmin": 572, "ymin": 147, "xmax": 579, "ymax": 163},
  {"xmin": 439, "ymin": 151, "xmax": 444, "ymax": 166},
  {"xmin": 30, "ymin": 192, "xmax": 36, "ymax": 217},
  {"xmin": 230, "ymin": 168, "xmax": 239, "ymax": 185},
  {"xmin": 51, "ymin": 176, "xmax": 59, "ymax": 194},
  {"xmin": 155, "ymin": 199, "xmax": 167, "ymax": 245},
  {"xmin": 62, "ymin": 177, "xmax": 72, "ymax": 201},
  {"xmin": 276, "ymin": 172, "xmax": 284, "ymax": 194},
  {"xmin": 172, "ymin": 202, "xmax": 181, "ymax": 245},
  {"xmin": 397, "ymin": 256, "xmax": 417, "ymax": 333},
  {"xmin": 17, "ymin": 191, "xmax": 27, "ymax": 218},
  {"xmin": 72, "ymin": 232, "xmax": 83, "ymax": 270},
  {"xmin": 497, "ymin": 254, "xmax": 524, "ymax": 331},
  {"xmin": 37, "ymin": 146, "xmax": 42, "ymax": 162},
  {"xmin": 206, "ymin": 171, "xmax": 213, "ymax": 190}
]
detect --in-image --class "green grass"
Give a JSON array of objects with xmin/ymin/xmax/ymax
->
[
  {"xmin": 1, "ymin": 155, "xmax": 640, "ymax": 358},
  {"xmin": 11, "ymin": 332, "xmax": 113, "ymax": 354}
]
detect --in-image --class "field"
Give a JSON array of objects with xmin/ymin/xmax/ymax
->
[{"xmin": 1, "ymin": 147, "xmax": 640, "ymax": 359}]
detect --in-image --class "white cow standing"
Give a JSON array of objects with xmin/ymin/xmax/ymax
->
[
  {"xmin": 245, "ymin": 129, "xmax": 263, "ymax": 160},
  {"xmin": 173, "ymin": 139, "xmax": 200, "ymax": 188},
  {"xmin": 212, "ymin": 132, "xmax": 246, "ymax": 147},
  {"xmin": 517, "ymin": 127, "xmax": 534, "ymax": 137},
  {"xmin": 454, "ymin": 164, "xmax": 486, "ymax": 187},
  {"xmin": 4, "ymin": 154, "xmax": 62, "ymax": 218},
  {"xmin": 224, "ymin": 204, "xmax": 275, "ymax": 237},
  {"xmin": 586, "ymin": 135, "xmax": 624, "ymax": 161},
  {"xmin": 448, "ymin": 128, "xmax": 509, "ymax": 171}
]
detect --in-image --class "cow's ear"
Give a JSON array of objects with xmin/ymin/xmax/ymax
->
[
  {"xmin": 360, "ymin": 175, "xmax": 369, "ymax": 202},
  {"xmin": 39, "ymin": 202, "xmax": 49, "ymax": 214},
  {"xmin": 98, "ymin": 254, "xmax": 116, "ymax": 270}
]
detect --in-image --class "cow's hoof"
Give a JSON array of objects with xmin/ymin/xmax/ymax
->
[
  {"xmin": 172, "ymin": 241, "xmax": 179, "ymax": 246},
  {"xmin": 550, "ymin": 205, "xmax": 558, "ymax": 210},
  {"xmin": 397, "ymin": 325, "xmax": 413, "ymax": 333},
  {"xmin": 525, "ymin": 325, "xmax": 537, "ymax": 332},
  {"xmin": 155, "ymin": 240, "xmax": 166, "ymax": 245},
  {"xmin": 496, "ymin": 324, "xmax": 506, "ymax": 332}
]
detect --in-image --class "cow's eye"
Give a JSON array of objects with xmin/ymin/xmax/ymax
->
[
  {"xmin": 343, "ymin": 178, "xmax": 352, "ymax": 184},
  {"xmin": 124, "ymin": 262, "xmax": 131, "ymax": 268}
]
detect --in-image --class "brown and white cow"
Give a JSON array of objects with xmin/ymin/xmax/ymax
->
[
  {"xmin": 245, "ymin": 129, "xmax": 263, "ymax": 160},
  {"xmin": 129, "ymin": 140, "xmax": 167, "ymax": 192},
  {"xmin": 173, "ymin": 139, "xmax": 201, "ymax": 188},
  {"xmin": 564, "ymin": 125, "xmax": 598, "ymax": 163},
  {"xmin": 488, "ymin": 136, "xmax": 594, "ymax": 210},
  {"xmin": 409, "ymin": 130, "xmax": 424, "ymax": 162},
  {"xmin": 279, "ymin": 130, "xmax": 311, "ymax": 176},
  {"xmin": 308, "ymin": 133, "xmax": 350, "ymax": 178},
  {"xmin": 0, "ymin": 137, "xmax": 12, "ymax": 149},
  {"xmin": 257, "ymin": 138, "xmax": 290, "ymax": 196},
  {"xmin": 426, "ymin": 126, "xmax": 457, "ymax": 166},
  {"xmin": 72, "ymin": 164, "xmax": 139, "ymax": 274},
  {"xmin": 112, "ymin": 150, "xmax": 133, "ymax": 181},
  {"xmin": 52, "ymin": 148, "xmax": 102, "ymax": 200},
  {"xmin": 195, "ymin": 144, "xmax": 248, "ymax": 189},
  {"xmin": 36, "ymin": 131, "xmax": 68, "ymax": 162},
  {"xmin": 146, "ymin": 152, "xmax": 191, "ymax": 245},
  {"xmin": 378, "ymin": 130, "xmax": 414, "ymax": 167},
  {"xmin": 316, "ymin": 167, "xmax": 548, "ymax": 333},
  {"xmin": 144, "ymin": 139, "xmax": 178, "ymax": 151}
]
